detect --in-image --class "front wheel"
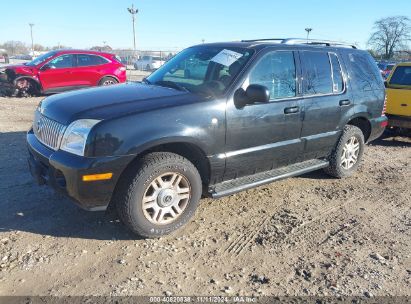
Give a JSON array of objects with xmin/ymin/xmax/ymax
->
[
  {"xmin": 115, "ymin": 152, "xmax": 202, "ymax": 238},
  {"xmin": 324, "ymin": 125, "xmax": 365, "ymax": 178}
]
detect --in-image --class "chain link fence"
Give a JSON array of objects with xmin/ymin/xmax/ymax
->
[{"xmin": 113, "ymin": 49, "xmax": 180, "ymax": 67}]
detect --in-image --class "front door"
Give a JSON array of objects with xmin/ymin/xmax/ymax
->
[
  {"xmin": 224, "ymin": 50, "xmax": 304, "ymax": 180},
  {"xmin": 38, "ymin": 54, "xmax": 76, "ymax": 91}
]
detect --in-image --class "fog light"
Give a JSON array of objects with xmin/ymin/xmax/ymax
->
[{"xmin": 82, "ymin": 173, "xmax": 113, "ymax": 182}]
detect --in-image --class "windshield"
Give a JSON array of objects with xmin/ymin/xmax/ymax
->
[
  {"xmin": 26, "ymin": 51, "xmax": 58, "ymax": 66},
  {"xmin": 146, "ymin": 46, "xmax": 254, "ymax": 97}
]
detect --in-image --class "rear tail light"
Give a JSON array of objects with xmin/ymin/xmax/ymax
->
[
  {"xmin": 118, "ymin": 67, "xmax": 126, "ymax": 72},
  {"xmin": 382, "ymin": 94, "xmax": 387, "ymax": 116}
]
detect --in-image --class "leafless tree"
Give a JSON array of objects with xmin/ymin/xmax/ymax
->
[{"xmin": 368, "ymin": 16, "xmax": 411, "ymax": 59}]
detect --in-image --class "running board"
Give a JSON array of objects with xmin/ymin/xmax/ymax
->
[{"xmin": 210, "ymin": 159, "xmax": 329, "ymax": 198}]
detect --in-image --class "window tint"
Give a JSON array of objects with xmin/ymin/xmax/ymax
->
[
  {"xmin": 348, "ymin": 53, "xmax": 382, "ymax": 91},
  {"xmin": 329, "ymin": 53, "xmax": 344, "ymax": 93},
  {"xmin": 389, "ymin": 66, "xmax": 411, "ymax": 86},
  {"xmin": 302, "ymin": 51, "xmax": 333, "ymax": 95},
  {"xmin": 248, "ymin": 51, "xmax": 296, "ymax": 100},
  {"xmin": 49, "ymin": 54, "xmax": 74, "ymax": 68},
  {"xmin": 77, "ymin": 54, "xmax": 108, "ymax": 67}
]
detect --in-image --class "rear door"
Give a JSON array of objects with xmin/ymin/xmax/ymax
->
[
  {"xmin": 224, "ymin": 49, "xmax": 304, "ymax": 179},
  {"xmin": 73, "ymin": 54, "xmax": 110, "ymax": 86},
  {"xmin": 299, "ymin": 50, "xmax": 350, "ymax": 160}
]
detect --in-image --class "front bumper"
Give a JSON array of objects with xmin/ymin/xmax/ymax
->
[
  {"xmin": 386, "ymin": 114, "xmax": 411, "ymax": 129},
  {"xmin": 368, "ymin": 115, "xmax": 388, "ymax": 143},
  {"xmin": 27, "ymin": 130, "xmax": 135, "ymax": 211}
]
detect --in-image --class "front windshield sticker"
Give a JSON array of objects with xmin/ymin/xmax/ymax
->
[{"xmin": 211, "ymin": 49, "xmax": 243, "ymax": 67}]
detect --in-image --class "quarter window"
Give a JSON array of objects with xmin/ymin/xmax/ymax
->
[
  {"xmin": 48, "ymin": 54, "xmax": 74, "ymax": 69},
  {"xmin": 77, "ymin": 54, "xmax": 108, "ymax": 67},
  {"xmin": 348, "ymin": 53, "xmax": 382, "ymax": 91},
  {"xmin": 301, "ymin": 51, "xmax": 333, "ymax": 95},
  {"xmin": 248, "ymin": 51, "xmax": 297, "ymax": 100},
  {"xmin": 329, "ymin": 53, "xmax": 344, "ymax": 93}
]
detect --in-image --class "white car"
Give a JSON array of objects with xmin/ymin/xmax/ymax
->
[{"xmin": 134, "ymin": 56, "xmax": 165, "ymax": 71}]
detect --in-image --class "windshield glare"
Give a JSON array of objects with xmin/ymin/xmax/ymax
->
[
  {"xmin": 26, "ymin": 51, "xmax": 58, "ymax": 66},
  {"xmin": 147, "ymin": 46, "xmax": 254, "ymax": 97}
]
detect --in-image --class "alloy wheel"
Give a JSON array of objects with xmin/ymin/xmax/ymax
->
[
  {"xmin": 340, "ymin": 136, "xmax": 360, "ymax": 170},
  {"xmin": 142, "ymin": 172, "xmax": 191, "ymax": 225}
]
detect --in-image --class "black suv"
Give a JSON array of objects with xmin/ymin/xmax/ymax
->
[{"xmin": 27, "ymin": 38, "xmax": 387, "ymax": 237}]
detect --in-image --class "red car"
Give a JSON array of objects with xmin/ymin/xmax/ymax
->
[{"xmin": 4, "ymin": 50, "xmax": 126, "ymax": 95}]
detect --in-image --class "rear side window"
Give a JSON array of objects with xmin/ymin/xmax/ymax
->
[
  {"xmin": 329, "ymin": 53, "xmax": 344, "ymax": 93},
  {"xmin": 389, "ymin": 66, "xmax": 411, "ymax": 86},
  {"xmin": 248, "ymin": 51, "xmax": 297, "ymax": 100},
  {"xmin": 77, "ymin": 54, "xmax": 109, "ymax": 67},
  {"xmin": 301, "ymin": 51, "xmax": 333, "ymax": 95},
  {"xmin": 348, "ymin": 52, "xmax": 382, "ymax": 91}
]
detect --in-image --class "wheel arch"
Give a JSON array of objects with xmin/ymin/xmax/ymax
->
[
  {"xmin": 116, "ymin": 140, "xmax": 211, "ymax": 190},
  {"xmin": 346, "ymin": 115, "xmax": 372, "ymax": 142},
  {"xmin": 98, "ymin": 75, "xmax": 120, "ymax": 85},
  {"xmin": 14, "ymin": 75, "xmax": 42, "ymax": 93}
]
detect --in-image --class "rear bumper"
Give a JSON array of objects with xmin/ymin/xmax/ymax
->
[
  {"xmin": 386, "ymin": 114, "xmax": 411, "ymax": 129},
  {"xmin": 27, "ymin": 130, "xmax": 135, "ymax": 211},
  {"xmin": 368, "ymin": 115, "xmax": 388, "ymax": 143}
]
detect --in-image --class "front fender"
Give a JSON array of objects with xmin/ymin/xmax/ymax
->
[{"xmin": 86, "ymin": 100, "xmax": 226, "ymax": 159}]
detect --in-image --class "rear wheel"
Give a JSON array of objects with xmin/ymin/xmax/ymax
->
[
  {"xmin": 99, "ymin": 77, "xmax": 118, "ymax": 86},
  {"xmin": 115, "ymin": 152, "xmax": 202, "ymax": 238},
  {"xmin": 324, "ymin": 125, "xmax": 365, "ymax": 178}
]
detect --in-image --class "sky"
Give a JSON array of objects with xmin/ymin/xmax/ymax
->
[{"xmin": 0, "ymin": 0, "xmax": 410, "ymax": 51}]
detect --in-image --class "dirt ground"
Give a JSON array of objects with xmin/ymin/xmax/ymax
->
[{"xmin": 0, "ymin": 94, "xmax": 410, "ymax": 298}]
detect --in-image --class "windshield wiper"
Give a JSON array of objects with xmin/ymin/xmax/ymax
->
[
  {"xmin": 142, "ymin": 78, "xmax": 151, "ymax": 84},
  {"xmin": 154, "ymin": 80, "xmax": 190, "ymax": 92}
]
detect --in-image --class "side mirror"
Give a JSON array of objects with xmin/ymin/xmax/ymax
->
[
  {"xmin": 41, "ymin": 64, "xmax": 55, "ymax": 71},
  {"xmin": 234, "ymin": 84, "xmax": 270, "ymax": 108}
]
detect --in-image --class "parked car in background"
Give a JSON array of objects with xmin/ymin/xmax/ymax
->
[
  {"xmin": 134, "ymin": 55, "xmax": 165, "ymax": 71},
  {"xmin": 3, "ymin": 49, "xmax": 126, "ymax": 96},
  {"xmin": 378, "ymin": 62, "xmax": 396, "ymax": 79},
  {"xmin": 27, "ymin": 39, "xmax": 387, "ymax": 238},
  {"xmin": 385, "ymin": 62, "xmax": 411, "ymax": 132}
]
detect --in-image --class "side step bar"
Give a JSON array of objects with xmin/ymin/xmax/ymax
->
[{"xmin": 210, "ymin": 159, "xmax": 329, "ymax": 199}]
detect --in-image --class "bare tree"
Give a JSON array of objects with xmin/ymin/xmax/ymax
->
[
  {"xmin": 0, "ymin": 41, "xmax": 29, "ymax": 56},
  {"xmin": 368, "ymin": 16, "xmax": 411, "ymax": 59}
]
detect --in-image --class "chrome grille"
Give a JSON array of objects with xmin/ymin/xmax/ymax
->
[{"xmin": 33, "ymin": 111, "xmax": 66, "ymax": 150}]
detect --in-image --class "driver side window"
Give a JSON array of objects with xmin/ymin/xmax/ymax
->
[
  {"xmin": 247, "ymin": 51, "xmax": 296, "ymax": 100},
  {"xmin": 48, "ymin": 54, "xmax": 74, "ymax": 69}
]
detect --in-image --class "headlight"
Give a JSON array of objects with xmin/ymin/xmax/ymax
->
[{"xmin": 60, "ymin": 119, "xmax": 100, "ymax": 156}]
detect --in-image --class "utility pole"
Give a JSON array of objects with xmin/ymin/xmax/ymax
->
[
  {"xmin": 305, "ymin": 27, "xmax": 312, "ymax": 42},
  {"xmin": 29, "ymin": 23, "xmax": 34, "ymax": 55},
  {"xmin": 127, "ymin": 4, "xmax": 139, "ymax": 54}
]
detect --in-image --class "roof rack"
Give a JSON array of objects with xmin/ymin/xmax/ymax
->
[{"xmin": 241, "ymin": 38, "xmax": 357, "ymax": 49}]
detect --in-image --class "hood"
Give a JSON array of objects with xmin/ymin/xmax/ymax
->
[
  {"xmin": 3, "ymin": 64, "xmax": 37, "ymax": 75},
  {"xmin": 40, "ymin": 82, "xmax": 201, "ymax": 125}
]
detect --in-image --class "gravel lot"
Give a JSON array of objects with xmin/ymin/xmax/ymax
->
[{"xmin": 0, "ymin": 93, "xmax": 410, "ymax": 297}]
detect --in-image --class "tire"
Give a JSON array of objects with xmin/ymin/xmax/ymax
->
[
  {"xmin": 324, "ymin": 125, "xmax": 365, "ymax": 178},
  {"xmin": 99, "ymin": 77, "xmax": 118, "ymax": 86},
  {"xmin": 115, "ymin": 152, "xmax": 202, "ymax": 238}
]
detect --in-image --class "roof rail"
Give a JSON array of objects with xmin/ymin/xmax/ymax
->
[{"xmin": 241, "ymin": 38, "xmax": 357, "ymax": 49}]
